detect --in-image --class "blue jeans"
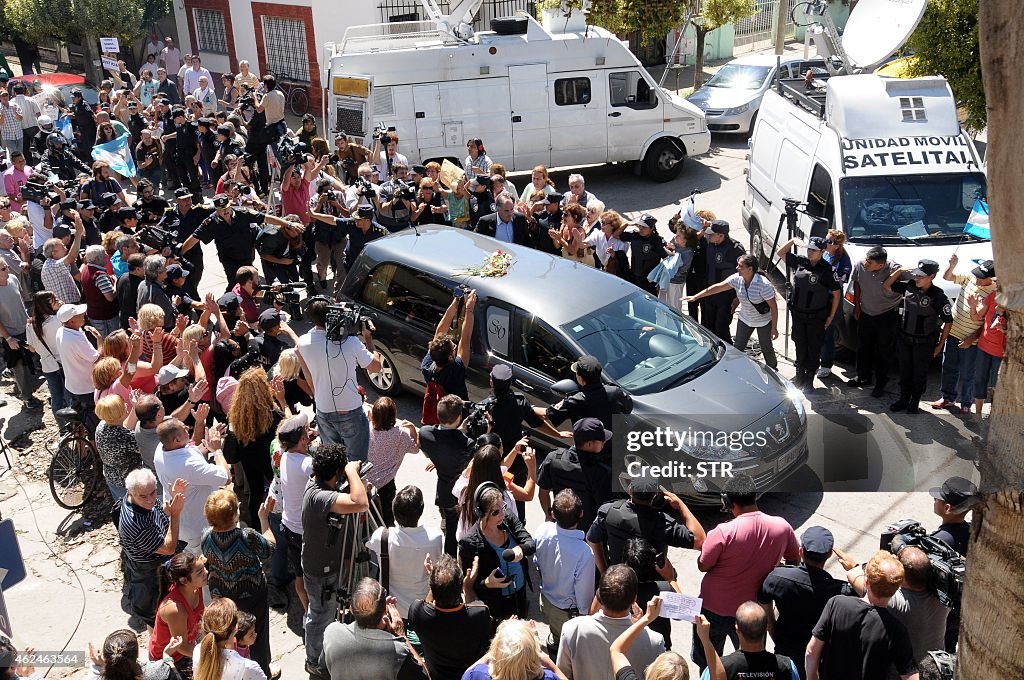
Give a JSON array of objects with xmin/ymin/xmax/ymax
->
[
  {"xmin": 44, "ymin": 369, "xmax": 72, "ymax": 418},
  {"xmin": 88, "ymin": 317, "xmax": 121, "ymax": 339},
  {"xmin": 107, "ymin": 481, "xmax": 127, "ymax": 500},
  {"xmin": 316, "ymin": 408, "xmax": 369, "ymax": 462},
  {"xmin": 692, "ymin": 608, "xmax": 738, "ymax": 672},
  {"xmin": 974, "ymin": 350, "xmax": 1002, "ymax": 400},
  {"xmin": 268, "ymin": 512, "xmax": 292, "ymax": 587},
  {"xmin": 939, "ymin": 338, "xmax": 978, "ymax": 409},
  {"xmin": 303, "ymin": 571, "xmax": 341, "ymax": 669}
]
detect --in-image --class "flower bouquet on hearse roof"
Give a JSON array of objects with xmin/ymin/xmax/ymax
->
[{"xmin": 460, "ymin": 249, "xmax": 514, "ymax": 277}]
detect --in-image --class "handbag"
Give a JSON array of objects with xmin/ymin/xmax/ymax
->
[{"xmin": 743, "ymin": 277, "xmax": 772, "ymax": 315}]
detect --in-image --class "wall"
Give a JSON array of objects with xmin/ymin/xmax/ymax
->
[{"xmin": 665, "ymin": 22, "xmax": 735, "ymax": 67}]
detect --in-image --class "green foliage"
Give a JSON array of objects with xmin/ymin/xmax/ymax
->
[
  {"xmin": 698, "ymin": 0, "xmax": 757, "ymax": 32},
  {"xmin": 4, "ymin": 0, "xmax": 170, "ymax": 46},
  {"xmin": 906, "ymin": 0, "xmax": 985, "ymax": 131}
]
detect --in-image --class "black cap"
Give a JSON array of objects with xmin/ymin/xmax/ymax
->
[
  {"xmin": 929, "ymin": 476, "xmax": 981, "ymax": 510},
  {"xmin": 971, "ymin": 260, "xmax": 995, "ymax": 280},
  {"xmin": 78, "ymin": 200, "xmax": 96, "ymax": 211},
  {"xmin": 356, "ymin": 205, "xmax": 374, "ymax": 219},
  {"xmin": 627, "ymin": 469, "xmax": 659, "ymax": 494},
  {"xmin": 258, "ymin": 308, "xmax": 282, "ymax": 331},
  {"xmin": 171, "ymin": 107, "xmax": 186, "ymax": 117},
  {"xmin": 52, "ymin": 224, "xmax": 71, "ymax": 238},
  {"xmin": 806, "ymin": 236, "xmax": 827, "ymax": 251},
  {"xmin": 571, "ymin": 355, "xmax": 601, "ymax": 377},
  {"xmin": 165, "ymin": 263, "xmax": 189, "ymax": 280},
  {"xmin": 101, "ymin": 192, "xmax": 118, "ymax": 206},
  {"xmin": 709, "ymin": 219, "xmax": 730, "ymax": 235},
  {"xmin": 411, "ymin": 164, "xmax": 427, "ymax": 176},
  {"xmin": 117, "ymin": 207, "xmax": 138, "ymax": 220},
  {"xmin": 59, "ymin": 199, "xmax": 79, "ymax": 211},
  {"xmin": 800, "ymin": 526, "xmax": 835, "ymax": 559},
  {"xmin": 639, "ymin": 214, "xmax": 657, "ymax": 229},
  {"xmin": 216, "ymin": 124, "xmax": 232, "ymax": 136},
  {"xmin": 490, "ymin": 364, "xmax": 513, "ymax": 381},
  {"xmin": 197, "ymin": 117, "xmax": 213, "ymax": 127},
  {"xmin": 911, "ymin": 259, "xmax": 940, "ymax": 278},
  {"xmin": 212, "ymin": 194, "xmax": 230, "ymax": 209},
  {"xmin": 545, "ymin": 192, "xmax": 564, "ymax": 205},
  {"xmin": 572, "ymin": 417, "xmax": 613, "ymax": 447},
  {"xmin": 217, "ymin": 291, "xmax": 241, "ymax": 311},
  {"xmin": 70, "ymin": 87, "xmax": 82, "ymax": 96},
  {"xmin": 173, "ymin": 187, "xmax": 193, "ymax": 200}
]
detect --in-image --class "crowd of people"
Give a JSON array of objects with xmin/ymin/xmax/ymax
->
[{"xmin": 0, "ymin": 44, "xmax": 993, "ymax": 680}]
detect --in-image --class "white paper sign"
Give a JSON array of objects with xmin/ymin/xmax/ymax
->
[
  {"xmin": 101, "ymin": 56, "xmax": 120, "ymax": 71},
  {"xmin": 658, "ymin": 591, "xmax": 703, "ymax": 621},
  {"xmin": 100, "ymin": 37, "xmax": 120, "ymax": 53}
]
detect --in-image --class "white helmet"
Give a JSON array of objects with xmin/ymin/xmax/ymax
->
[{"xmin": 38, "ymin": 115, "xmax": 53, "ymax": 130}]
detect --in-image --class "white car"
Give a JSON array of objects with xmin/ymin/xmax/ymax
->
[{"xmin": 687, "ymin": 54, "xmax": 820, "ymax": 135}]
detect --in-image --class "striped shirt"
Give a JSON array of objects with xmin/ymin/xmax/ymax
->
[
  {"xmin": 201, "ymin": 527, "xmax": 273, "ymax": 599},
  {"xmin": 727, "ymin": 272, "xmax": 776, "ymax": 327},
  {"xmin": 118, "ymin": 495, "xmax": 169, "ymax": 563},
  {"xmin": 41, "ymin": 258, "xmax": 81, "ymax": 303},
  {"xmin": 948, "ymin": 273, "xmax": 996, "ymax": 341},
  {"xmin": 87, "ymin": 264, "xmax": 115, "ymax": 294}
]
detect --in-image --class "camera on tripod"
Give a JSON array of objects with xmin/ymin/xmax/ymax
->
[
  {"xmin": 323, "ymin": 301, "xmax": 375, "ymax": 342},
  {"xmin": 880, "ymin": 519, "xmax": 966, "ymax": 607},
  {"xmin": 462, "ymin": 396, "xmax": 496, "ymax": 440}
]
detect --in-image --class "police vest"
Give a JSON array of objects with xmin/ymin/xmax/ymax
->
[
  {"xmin": 901, "ymin": 287, "xmax": 945, "ymax": 338},
  {"xmin": 789, "ymin": 262, "xmax": 831, "ymax": 314},
  {"xmin": 597, "ymin": 500, "xmax": 668, "ymax": 567}
]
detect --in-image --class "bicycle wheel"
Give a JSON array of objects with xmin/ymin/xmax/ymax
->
[
  {"xmin": 48, "ymin": 436, "xmax": 100, "ymax": 510},
  {"xmin": 289, "ymin": 88, "xmax": 309, "ymax": 117}
]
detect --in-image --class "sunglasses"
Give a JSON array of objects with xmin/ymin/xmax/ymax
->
[{"xmin": 825, "ymin": 239, "xmax": 836, "ymax": 245}]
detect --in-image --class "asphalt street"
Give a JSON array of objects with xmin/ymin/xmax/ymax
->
[{"xmin": 0, "ymin": 132, "xmax": 980, "ymax": 678}]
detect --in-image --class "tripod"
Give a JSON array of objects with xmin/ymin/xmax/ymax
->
[{"xmin": 329, "ymin": 470, "xmax": 386, "ymax": 621}]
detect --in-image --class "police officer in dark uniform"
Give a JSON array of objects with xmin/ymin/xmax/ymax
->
[
  {"xmin": 309, "ymin": 204, "xmax": 388, "ymax": 275},
  {"xmin": 162, "ymin": 107, "xmax": 202, "ymax": 197},
  {"xmin": 619, "ymin": 214, "xmax": 668, "ymax": 295},
  {"xmin": 69, "ymin": 88, "xmax": 96, "ymax": 163},
  {"xmin": 756, "ymin": 526, "xmax": 853, "ymax": 680},
  {"xmin": 777, "ymin": 236, "xmax": 841, "ymax": 391},
  {"xmin": 536, "ymin": 418, "xmax": 614, "ymax": 533},
  {"xmin": 884, "ymin": 259, "xmax": 953, "ymax": 413},
  {"xmin": 160, "ymin": 187, "xmax": 215, "ymax": 298},
  {"xmin": 538, "ymin": 355, "xmax": 633, "ymax": 434},
  {"xmin": 586, "ymin": 472, "xmax": 704, "ymax": 574},
  {"xmin": 702, "ymin": 220, "xmax": 745, "ymax": 342}
]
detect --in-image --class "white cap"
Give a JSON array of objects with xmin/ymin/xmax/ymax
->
[
  {"xmin": 38, "ymin": 114, "xmax": 53, "ymax": 126},
  {"xmin": 56, "ymin": 303, "xmax": 87, "ymax": 324},
  {"xmin": 157, "ymin": 364, "xmax": 190, "ymax": 387}
]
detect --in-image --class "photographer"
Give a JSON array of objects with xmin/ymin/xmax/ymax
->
[
  {"xmin": 421, "ymin": 289, "xmax": 476, "ymax": 423},
  {"xmin": 376, "ymin": 162, "xmax": 416, "ymax": 232},
  {"xmin": 295, "ymin": 296, "xmax": 381, "ymax": 457},
  {"xmin": 301, "ymin": 444, "xmax": 369, "ymax": 678},
  {"xmin": 371, "ymin": 125, "xmax": 408, "ymax": 183},
  {"xmin": 134, "ymin": 179, "xmax": 169, "ymax": 226},
  {"xmin": 345, "ymin": 162, "xmax": 380, "ymax": 213},
  {"xmin": 332, "ymin": 132, "xmax": 370, "ymax": 183},
  {"xmin": 310, "ymin": 179, "xmax": 350, "ymax": 295},
  {"xmin": 38, "ymin": 133, "xmax": 90, "ymax": 181},
  {"xmin": 134, "ymin": 130, "xmax": 164, "ymax": 194},
  {"xmin": 80, "ymin": 160, "xmax": 128, "ymax": 208}
]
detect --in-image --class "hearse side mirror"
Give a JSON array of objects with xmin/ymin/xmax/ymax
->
[{"xmin": 550, "ymin": 378, "xmax": 580, "ymax": 397}]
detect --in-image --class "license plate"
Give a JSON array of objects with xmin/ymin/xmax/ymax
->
[{"xmin": 778, "ymin": 448, "xmax": 799, "ymax": 470}]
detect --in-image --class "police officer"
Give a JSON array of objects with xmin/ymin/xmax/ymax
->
[
  {"xmin": 533, "ymin": 192, "xmax": 563, "ymax": 255},
  {"xmin": 619, "ymin": 214, "xmax": 668, "ymax": 295},
  {"xmin": 586, "ymin": 472, "xmax": 704, "ymax": 575},
  {"xmin": 884, "ymin": 259, "xmax": 953, "ymax": 413},
  {"xmin": 308, "ymin": 204, "xmax": 388, "ymax": 276},
  {"xmin": 487, "ymin": 364, "xmax": 571, "ymax": 517},
  {"xmin": 536, "ymin": 418, "xmax": 614, "ymax": 533},
  {"xmin": 69, "ymin": 88, "xmax": 96, "ymax": 163},
  {"xmin": 159, "ymin": 187, "xmax": 215, "ymax": 298},
  {"xmin": 161, "ymin": 107, "xmax": 202, "ymax": 196},
  {"xmin": 777, "ymin": 236, "xmax": 841, "ymax": 391},
  {"xmin": 702, "ymin": 219, "xmax": 745, "ymax": 342},
  {"xmin": 538, "ymin": 355, "xmax": 633, "ymax": 434}
]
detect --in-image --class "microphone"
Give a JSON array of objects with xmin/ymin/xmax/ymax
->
[{"xmin": 502, "ymin": 548, "xmax": 517, "ymax": 563}]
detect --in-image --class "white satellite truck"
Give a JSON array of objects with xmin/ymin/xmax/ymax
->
[
  {"xmin": 322, "ymin": 0, "xmax": 710, "ymax": 181},
  {"xmin": 742, "ymin": 0, "xmax": 992, "ymax": 336}
]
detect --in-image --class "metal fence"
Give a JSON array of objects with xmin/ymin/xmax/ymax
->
[
  {"xmin": 733, "ymin": 0, "xmax": 795, "ymax": 52},
  {"xmin": 378, "ymin": 0, "xmax": 536, "ymax": 30}
]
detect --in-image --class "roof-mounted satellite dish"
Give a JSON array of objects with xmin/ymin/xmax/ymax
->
[{"xmin": 841, "ymin": 0, "xmax": 929, "ymax": 71}]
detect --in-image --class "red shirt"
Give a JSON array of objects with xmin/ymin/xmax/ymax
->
[
  {"xmin": 281, "ymin": 178, "xmax": 311, "ymax": 224},
  {"xmin": 232, "ymin": 283, "xmax": 259, "ymax": 324},
  {"xmin": 977, "ymin": 291, "xmax": 1006, "ymax": 358},
  {"xmin": 148, "ymin": 583, "xmax": 204, "ymax": 661},
  {"xmin": 698, "ymin": 510, "xmax": 800, "ymax": 616}
]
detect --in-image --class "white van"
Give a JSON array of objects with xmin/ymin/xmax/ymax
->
[
  {"xmin": 742, "ymin": 72, "xmax": 992, "ymax": 310},
  {"xmin": 323, "ymin": 9, "xmax": 710, "ymax": 181}
]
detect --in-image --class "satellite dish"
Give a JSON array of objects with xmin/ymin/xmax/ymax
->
[{"xmin": 841, "ymin": 0, "xmax": 928, "ymax": 71}]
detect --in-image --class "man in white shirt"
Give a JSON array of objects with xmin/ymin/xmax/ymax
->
[
  {"xmin": 193, "ymin": 76, "xmax": 217, "ymax": 116},
  {"xmin": 11, "ymin": 82, "xmax": 40, "ymax": 162},
  {"xmin": 153, "ymin": 416, "xmax": 230, "ymax": 552},
  {"xmin": 182, "ymin": 56, "xmax": 212, "ymax": 98},
  {"xmin": 294, "ymin": 297, "xmax": 380, "ymax": 460},
  {"xmin": 557, "ymin": 565, "xmax": 665, "ymax": 680},
  {"xmin": 276, "ymin": 412, "xmax": 315, "ymax": 612},
  {"xmin": 55, "ymin": 302, "xmax": 100, "ymax": 429},
  {"xmin": 159, "ymin": 37, "xmax": 183, "ymax": 80},
  {"xmin": 365, "ymin": 485, "xmax": 443, "ymax": 619}
]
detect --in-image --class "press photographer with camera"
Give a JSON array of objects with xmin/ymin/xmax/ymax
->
[
  {"xmin": 300, "ymin": 444, "xmax": 369, "ymax": 678},
  {"xmin": 256, "ymin": 213, "xmax": 306, "ymax": 286},
  {"xmin": 134, "ymin": 179, "xmax": 169, "ymax": 225},
  {"xmin": 332, "ymin": 132, "xmax": 371, "ymax": 184},
  {"xmin": 376, "ymin": 162, "xmax": 416, "ymax": 232},
  {"xmin": 370, "ymin": 123, "xmax": 408, "ymax": 183},
  {"xmin": 309, "ymin": 180, "xmax": 350, "ymax": 296},
  {"xmin": 294, "ymin": 296, "xmax": 381, "ymax": 458},
  {"xmin": 345, "ymin": 162, "xmax": 380, "ymax": 213},
  {"xmin": 421, "ymin": 288, "xmax": 476, "ymax": 424}
]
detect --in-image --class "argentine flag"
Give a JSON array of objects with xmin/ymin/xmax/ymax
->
[
  {"xmin": 681, "ymin": 194, "xmax": 703, "ymax": 230},
  {"xmin": 57, "ymin": 114, "xmax": 74, "ymax": 143},
  {"xmin": 92, "ymin": 132, "xmax": 137, "ymax": 179},
  {"xmin": 963, "ymin": 198, "xmax": 990, "ymax": 240}
]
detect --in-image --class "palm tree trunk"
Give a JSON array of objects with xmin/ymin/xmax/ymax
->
[{"xmin": 961, "ymin": 1, "xmax": 1024, "ymax": 677}]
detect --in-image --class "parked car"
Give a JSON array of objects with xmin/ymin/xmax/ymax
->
[
  {"xmin": 9, "ymin": 73, "xmax": 101, "ymax": 121},
  {"xmin": 340, "ymin": 226, "xmax": 808, "ymax": 503},
  {"xmin": 686, "ymin": 54, "xmax": 822, "ymax": 134}
]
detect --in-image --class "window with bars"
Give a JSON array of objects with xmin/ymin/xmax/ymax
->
[
  {"xmin": 194, "ymin": 9, "xmax": 228, "ymax": 55},
  {"xmin": 261, "ymin": 16, "xmax": 311, "ymax": 83}
]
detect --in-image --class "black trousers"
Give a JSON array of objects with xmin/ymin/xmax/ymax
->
[
  {"xmin": 439, "ymin": 504, "xmax": 459, "ymax": 556},
  {"xmin": 121, "ymin": 555, "xmax": 160, "ymax": 626},
  {"xmin": 856, "ymin": 309, "xmax": 898, "ymax": 388},
  {"xmin": 897, "ymin": 333, "xmax": 936, "ymax": 398},
  {"xmin": 792, "ymin": 311, "xmax": 828, "ymax": 372},
  {"xmin": 701, "ymin": 296, "xmax": 735, "ymax": 343},
  {"xmin": 175, "ymin": 158, "xmax": 201, "ymax": 196},
  {"xmin": 377, "ymin": 479, "xmax": 396, "ymax": 527},
  {"xmin": 220, "ymin": 257, "xmax": 251, "ymax": 291},
  {"xmin": 235, "ymin": 588, "xmax": 271, "ymax": 678}
]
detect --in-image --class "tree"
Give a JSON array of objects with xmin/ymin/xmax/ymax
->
[
  {"xmin": 688, "ymin": 0, "xmax": 757, "ymax": 88},
  {"xmin": 906, "ymin": 0, "xmax": 985, "ymax": 132},
  {"xmin": 960, "ymin": 1, "xmax": 1024, "ymax": 678}
]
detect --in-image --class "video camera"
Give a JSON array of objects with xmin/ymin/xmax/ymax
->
[
  {"xmin": 322, "ymin": 301, "xmax": 375, "ymax": 342},
  {"xmin": 137, "ymin": 224, "xmax": 182, "ymax": 257},
  {"xmin": 462, "ymin": 396, "xmax": 496, "ymax": 440},
  {"xmin": 353, "ymin": 177, "xmax": 375, "ymax": 199},
  {"xmin": 880, "ymin": 519, "xmax": 966, "ymax": 607},
  {"xmin": 372, "ymin": 121, "xmax": 394, "ymax": 146},
  {"xmin": 259, "ymin": 281, "xmax": 305, "ymax": 305},
  {"xmin": 21, "ymin": 180, "xmax": 53, "ymax": 204},
  {"xmin": 381, "ymin": 179, "xmax": 417, "ymax": 202},
  {"xmin": 277, "ymin": 137, "xmax": 309, "ymax": 169},
  {"xmin": 237, "ymin": 85, "xmax": 256, "ymax": 112},
  {"xmin": 229, "ymin": 343, "xmax": 265, "ymax": 376}
]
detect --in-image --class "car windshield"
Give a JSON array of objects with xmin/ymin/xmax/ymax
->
[
  {"xmin": 705, "ymin": 64, "xmax": 772, "ymax": 90},
  {"xmin": 840, "ymin": 173, "xmax": 988, "ymax": 243},
  {"xmin": 54, "ymin": 85, "xmax": 99, "ymax": 107},
  {"xmin": 562, "ymin": 292, "xmax": 720, "ymax": 396}
]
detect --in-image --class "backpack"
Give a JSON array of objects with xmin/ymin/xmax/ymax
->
[{"xmin": 421, "ymin": 376, "xmax": 447, "ymax": 425}]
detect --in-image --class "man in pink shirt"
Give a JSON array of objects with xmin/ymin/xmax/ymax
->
[
  {"xmin": 693, "ymin": 473, "xmax": 800, "ymax": 672},
  {"xmin": 2, "ymin": 151, "xmax": 32, "ymax": 212}
]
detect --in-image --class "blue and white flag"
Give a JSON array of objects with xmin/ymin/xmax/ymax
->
[
  {"xmin": 57, "ymin": 114, "xmax": 74, "ymax": 143},
  {"xmin": 963, "ymin": 198, "xmax": 990, "ymax": 240},
  {"xmin": 92, "ymin": 132, "xmax": 136, "ymax": 179},
  {"xmin": 681, "ymin": 194, "xmax": 703, "ymax": 230}
]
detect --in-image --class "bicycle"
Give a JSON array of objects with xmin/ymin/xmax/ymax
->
[
  {"xmin": 47, "ymin": 407, "xmax": 102, "ymax": 510},
  {"xmin": 274, "ymin": 72, "xmax": 309, "ymax": 117}
]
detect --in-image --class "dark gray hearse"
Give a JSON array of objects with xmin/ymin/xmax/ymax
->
[{"xmin": 340, "ymin": 226, "xmax": 807, "ymax": 503}]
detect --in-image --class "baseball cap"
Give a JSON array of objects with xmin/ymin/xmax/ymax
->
[
  {"xmin": 157, "ymin": 364, "xmax": 190, "ymax": 387},
  {"xmin": 572, "ymin": 417, "xmax": 613, "ymax": 447},
  {"xmin": 911, "ymin": 259, "xmax": 940, "ymax": 278},
  {"xmin": 277, "ymin": 412, "xmax": 309, "ymax": 439},
  {"xmin": 490, "ymin": 364, "xmax": 513, "ymax": 381},
  {"xmin": 117, "ymin": 207, "xmax": 138, "ymax": 220},
  {"xmin": 627, "ymin": 469, "xmax": 660, "ymax": 494},
  {"xmin": 411, "ymin": 164, "xmax": 427, "ymax": 176},
  {"xmin": 545, "ymin": 192, "xmax": 564, "ymax": 205},
  {"xmin": 638, "ymin": 214, "xmax": 657, "ymax": 229},
  {"xmin": 166, "ymin": 263, "xmax": 189, "ymax": 280},
  {"xmin": 356, "ymin": 205, "xmax": 374, "ymax": 219},
  {"xmin": 929, "ymin": 476, "xmax": 981, "ymax": 510},
  {"xmin": 217, "ymin": 291, "xmax": 241, "ymax": 312},
  {"xmin": 258, "ymin": 308, "xmax": 282, "ymax": 331},
  {"xmin": 806, "ymin": 236, "xmax": 827, "ymax": 251},
  {"xmin": 174, "ymin": 187, "xmax": 193, "ymax": 200},
  {"xmin": 571, "ymin": 355, "xmax": 602, "ymax": 378},
  {"xmin": 70, "ymin": 87, "xmax": 82, "ymax": 97},
  {"xmin": 800, "ymin": 526, "xmax": 835, "ymax": 559},
  {"xmin": 709, "ymin": 219, "xmax": 730, "ymax": 235},
  {"xmin": 57, "ymin": 303, "xmax": 87, "ymax": 324},
  {"xmin": 971, "ymin": 260, "xmax": 995, "ymax": 279},
  {"xmin": 212, "ymin": 194, "xmax": 231, "ymax": 209}
]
